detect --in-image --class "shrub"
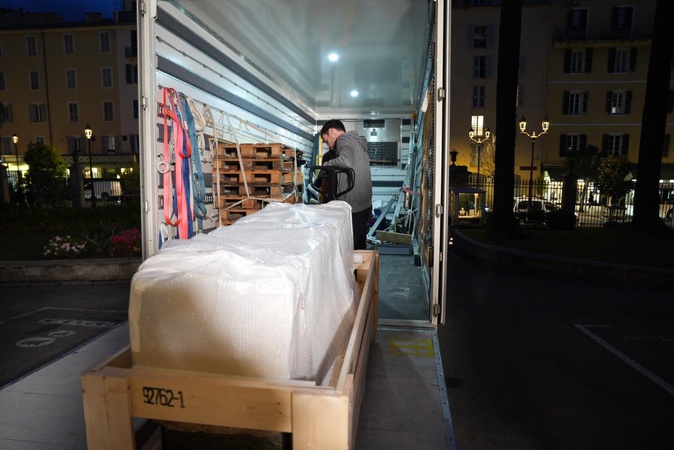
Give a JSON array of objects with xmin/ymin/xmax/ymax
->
[
  {"xmin": 43, "ymin": 235, "xmax": 89, "ymax": 259},
  {"xmin": 547, "ymin": 209, "xmax": 576, "ymax": 230},
  {"xmin": 110, "ymin": 228, "xmax": 142, "ymax": 256}
]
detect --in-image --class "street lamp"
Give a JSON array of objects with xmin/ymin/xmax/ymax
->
[
  {"xmin": 84, "ymin": 124, "xmax": 95, "ymax": 207},
  {"xmin": 12, "ymin": 133, "xmax": 21, "ymax": 190},
  {"xmin": 468, "ymin": 126, "xmax": 490, "ymax": 189},
  {"xmin": 519, "ymin": 116, "xmax": 550, "ymax": 203}
]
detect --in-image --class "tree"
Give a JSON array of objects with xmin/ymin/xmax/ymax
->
[
  {"xmin": 490, "ymin": 0, "xmax": 522, "ymax": 234},
  {"xmin": 23, "ymin": 142, "xmax": 68, "ymax": 205},
  {"xmin": 595, "ymin": 155, "xmax": 633, "ymax": 216},
  {"xmin": 632, "ymin": 0, "xmax": 674, "ymax": 230},
  {"xmin": 565, "ymin": 143, "xmax": 600, "ymax": 212}
]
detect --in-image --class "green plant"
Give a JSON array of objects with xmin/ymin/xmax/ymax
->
[{"xmin": 43, "ymin": 235, "xmax": 89, "ymax": 259}]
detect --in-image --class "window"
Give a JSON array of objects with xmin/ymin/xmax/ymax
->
[
  {"xmin": 29, "ymin": 70, "xmax": 40, "ymax": 90},
  {"xmin": 102, "ymin": 135, "xmax": 120, "ymax": 153},
  {"xmin": 101, "ymin": 67, "xmax": 113, "ymax": 88},
  {"xmin": 473, "ymin": 56, "xmax": 488, "ymax": 78},
  {"xmin": 68, "ymin": 102, "xmax": 79, "ymax": 122},
  {"xmin": 471, "ymin": 25, "xmax": 488, "ymax": 48},
  {"xmin": 29, "ymin": 103, "xmax": 46, "ymax": 122},
  {"xmin": 602, "ymin": 134, "xmax": 629, "ymax": 156},
  {"xmin": 563, "ymin": 91, "xmax": 588, "ymax": 115},
  {"xmin": 471, "ymin": 115, "xmax": 486, "ymax": 137},
  {"xmin": 0, "ymin": 103, "xmax": 13, "ymax": 123},
  {"xmin": 63, "ymin": 34, "xmax": 75, "ymax": 54},
  {"xmin": 559, "ymin": 134, "xmax": 586, "ymax": 157},
  {"xmin": 0, "ymin": 71, "xmax": 5, "ymax": 90},
  {"xmin": 68, "ymin": 136, "xmax": 84, "ymax": 154},
  {"xmin": 565, "ymin": 8, "xmax": 588, "ymax": 39},
  {"xmin": 132, "ymin": 99, "xmax": 139, "ymax": 119},
  {"xmin": 472, "ymin": 86, "xmax": 485, "ymax": 108},
  {"xmin": 367, "ymin": 141, "xmax": 399, "ymax": 166},
  {"xmin": 608, "ymin": 48, "xmax": 637, "ymax": 73},
  {"xmin": 610, "ymin": 6, "xmax": 634, "ymax": 38},
  {"xmin": 66, "ymin": 69, "xmax": 77, "ymax": 89},
  {"xmin": 564, "ymin": 48, "xmax": 593, "ymax": 74},
  {"xmin": 35, "ymin": 136, "xmax": 45, "ymax": 144},
  {"xmin": 125, "ymin": 64, "xmax": 138, "ymax": 84},
  {"xmin": 606, "ymin": 90, "xmax": 632, "ymax": 115},
  {"xmin": 1, "ymin": 137, "xmax": 11, "ymax": 154},
  {"xmin": 99, "ymin": 31, "xmax": 111, "ymax": 52},
  {"xmin": 26, "ymin": 36, "xmax": 37, "ymax": 56},
  {"xmin": 103, "ymin": 101, "xmax": 114, "ymax": 121}
]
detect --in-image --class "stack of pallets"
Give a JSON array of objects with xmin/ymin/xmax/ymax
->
[{"xmin": 214, "ymin": 142, "xmax": 304, "ymax": 226}]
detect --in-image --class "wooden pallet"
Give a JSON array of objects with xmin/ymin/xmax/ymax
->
[
  {"xmin": 216, "ymin": 143, "xmax": 295, "ymax": 159},
  {"xmin": 217, "ymin": 158, "xmax": 293, "ymax": 172},
  {"xmin": 81, "ymin": 251, "xmax": 379, "ymax": 450},
  {"xmin": 217, "ymin": 184, "xmax": 295, "ymax": 197}
]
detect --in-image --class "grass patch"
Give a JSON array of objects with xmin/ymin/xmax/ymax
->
[{"xmin": 459, "ymin": 227, "xmax": 674, "ymax": 270}]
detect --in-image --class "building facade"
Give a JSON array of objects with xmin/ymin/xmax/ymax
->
[
  {"xmin": 451, "ymin": 0, "xmax": 673, "ymax": 188},
  {"xmin": 0, "ymin": 6, "xmax": 138, "ymax": 188}
]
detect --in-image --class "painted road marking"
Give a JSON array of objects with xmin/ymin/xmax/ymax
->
[
  {"xmin": 388, "ymin": 338, "xmax": 434, "ymax": 357},
  {"xmin": 575, "ymin": 324, "xmax": 674, "ymax": 397}
]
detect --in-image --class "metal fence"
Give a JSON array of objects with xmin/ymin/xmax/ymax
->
[{"xmin": 469, "ymin": 177, "xmax": 674, "ymax": 228}]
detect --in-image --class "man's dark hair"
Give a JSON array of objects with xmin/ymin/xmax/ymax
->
[{"xmin": 320, "ymin": 119, "xmax": 346, "ymax": 136}]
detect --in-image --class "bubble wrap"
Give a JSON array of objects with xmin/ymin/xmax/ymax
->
[{"xmin": 129, "ymin": 201, "xmax": 358, "ymax": 382}]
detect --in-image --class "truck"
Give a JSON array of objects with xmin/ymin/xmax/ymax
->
[
  {"xmin": 136, "ymin": 0, "xmax": 451, "ymax": 327},
  {"xmin": 81, "ymin": 1, "xmax": 454, "ymax": 448}
]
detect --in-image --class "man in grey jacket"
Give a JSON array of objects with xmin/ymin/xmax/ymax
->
[{"xmin": 320, "ymin": 119, "xmax": 373, "ymax": 250}]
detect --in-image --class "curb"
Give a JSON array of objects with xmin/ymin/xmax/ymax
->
[
  {"xmin": 451, "ymin": 229, "xmax": 674, "ymax": 291},
  {"xmin": 0, "ymin": 257, "xmax": 142, "ymax": 283}
]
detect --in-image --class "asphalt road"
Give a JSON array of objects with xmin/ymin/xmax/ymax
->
[
  {"xmin": 0, "ymin": 281, "xmax": 130, "ymax": 388},
  {"xmin": 439, "ymin": 251, "xmax": 674, "ymax": 450}
]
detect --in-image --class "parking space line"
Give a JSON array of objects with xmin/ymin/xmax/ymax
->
[{"xmin": 575, "ymin": 324, "xmax": 674, "ymax": 397}]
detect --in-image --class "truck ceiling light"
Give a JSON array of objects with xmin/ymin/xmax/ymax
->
[
  {"xmin": 328, "ymin": 52, "xmax": 339, "ymax": 62},
  {"xmin": 350, "ymin": 90, "xmax": 359, "ymax": 97}
]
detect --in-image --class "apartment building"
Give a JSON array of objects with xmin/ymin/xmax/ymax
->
[
  {"xmin": 0, "ymin": 6, "xmax": 138, "ymax": 184},
  {"xmin": 451, "ymin": 0, "xmax": 673, "ymax": 186}
]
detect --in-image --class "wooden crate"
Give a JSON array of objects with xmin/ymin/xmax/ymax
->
[{"xmin": 81, "ymin": 251, "xmax": 379, "ymax": 450}]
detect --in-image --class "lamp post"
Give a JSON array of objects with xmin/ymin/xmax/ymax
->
[
  {"xmin": 84, "ymin": 124, "xmax": 95, "ymax": 207},
  {"xmin": 468, "ymin": 126, "xmax": 490, "ymax": 189},
  {"xmin": 12, "ymin": 133, "xmax": 21, "ymax": 191},
  {"xmin": 519, "ymin": 116, "xmax": 550, "ymax": 203}
]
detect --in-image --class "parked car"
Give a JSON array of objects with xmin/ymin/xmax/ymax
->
[
  {"xmin": 513, "ymin": 198, "xmax": 561, "ymax": 224},
  {"xmin": 84, "ymin": 179, "xmax": 122, "ymax": 201}
]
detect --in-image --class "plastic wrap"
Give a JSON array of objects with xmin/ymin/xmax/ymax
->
[{"xmin": 128, "ymin": 201, "xmax": 358, "ymax": 382}]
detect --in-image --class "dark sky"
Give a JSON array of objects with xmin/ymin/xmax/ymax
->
[{"xmin": 3, "ymin": 0, "xmax": 119, "ymax": 21}]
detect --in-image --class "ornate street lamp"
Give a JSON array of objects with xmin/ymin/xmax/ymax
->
[
  {"xmin": 519, "ymin": 116, "xmax": 550, "ymax": 203},
  {"xmin": 12, "ymin": 133, "xmax": 21, "ymax": 190},
  {"xmin": 84, "ymin": 124, "xmax": 95, "ymax": 207},
  {"xmin": 468, "ymin": 126, "xmax": 490, "ymax": 189}
]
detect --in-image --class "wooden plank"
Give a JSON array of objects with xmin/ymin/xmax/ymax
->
[
  {"xmin": 81, "ymin": 371, "xmax": 135, "ymax": 450},
  {"xmin": 375, "ymin": 230, "xmax": 413, "ymax": 245},
  {"xmin": 292, "ymin": 386, "xmax": 351, "ymax": 449}
]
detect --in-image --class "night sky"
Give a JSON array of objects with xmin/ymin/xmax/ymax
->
[{"xmin": 3, "ymin": 0, "xmax": 119, "ymax": 21}]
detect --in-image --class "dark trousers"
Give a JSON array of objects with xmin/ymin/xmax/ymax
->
[{"xmin": 352, "ymin": 206, "xmax": 372, "ymax": 250}]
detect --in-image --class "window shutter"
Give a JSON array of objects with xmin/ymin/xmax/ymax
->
[
  {"xmin": 602, "ymin": 134, "xmax": 609, "ymax": 153},
  {"xmin": 625, "ymin": 91, "xmax": 633, "ymax": 114},
  {"xmin": 563, "ymin": 91, "xmax": 569, "ymax": 114},
  {"xmin": 563, "ymin": 49, "xmax": 571, "ymax": 73},
  {"xmin": 605, "ymin": 91, "xmax": 613, "ymax": 114},
  {"xmin": 585, "ymin": 48, "xmax": 593, "ymax": 72},
  {"xmin": 622, "ymin": 134, "xmax": 630, "ymax": 156},
  {"xmin": 466, "ymin": 25, "xmax": 474, "ymax": 48},
  {"xmin": 607, "ymin": 48, "xmax": 616, "ymax": 73},
  {"xmin": 582, "ymin": 91, "xmax": 589, "ymax": 113},
  {"xmin": 580, "ymin": 134, "xmax": 587, "ymax": 150},
  {"xmin": 559, "ymin": 134, "xmax": 567, "ymax": 157},
  {"xmin": 487, "ymin": 25, "xmax": 495, "ymax": 48},
  {"xmin": 630, "ymin": 48, "xmax": 638, "ymax": 72}
]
